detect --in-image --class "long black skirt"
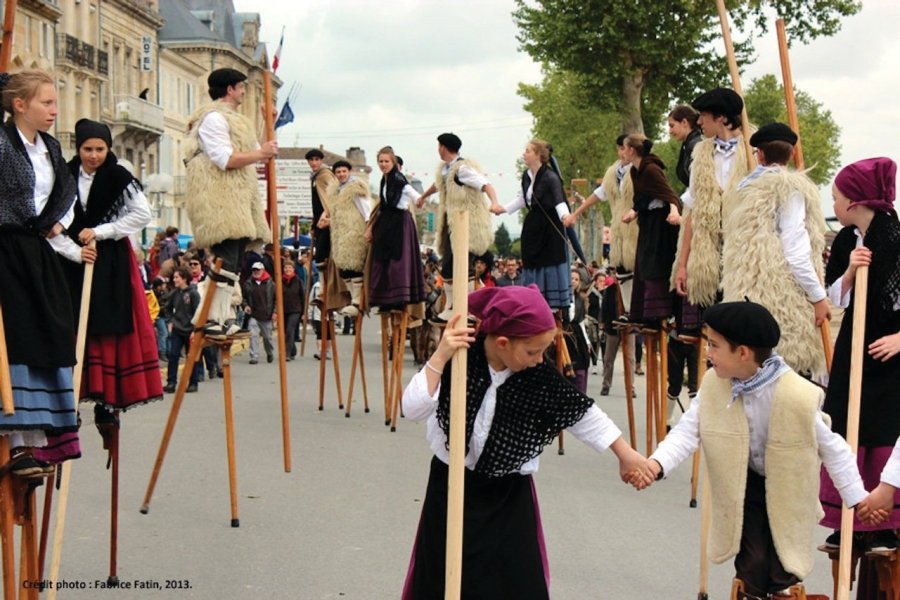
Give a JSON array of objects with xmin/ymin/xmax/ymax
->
[{"xmin": 402, "ymin": 456, "xmax": 550, "ymax": 599}]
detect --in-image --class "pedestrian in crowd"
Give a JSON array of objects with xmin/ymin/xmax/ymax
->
[
  {"xmin": 152, "ymin": 277, "xmax": 171, "ymax": 361},
  {"xmin": 282, "ymin": 260, "xmax": 305, "ymax": 360},
  {"xmin": 494, "ymin": 257, "xmax": 522, "ymax": 287},
  {"xmin": 164, "ymin": 266, "xmax": 201, "ymax": 394},
  {"xmin": 243, "ymin": 261, "xmax": 275, "ymax": 364}
]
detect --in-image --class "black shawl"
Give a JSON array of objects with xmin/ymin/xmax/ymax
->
[
  {"xmin": 435, "ymin": 337, "xmax": 595, "ymax": 477},
  {"xmin": 63, "ymin": 153, "xmax": 140, "ymax": 335},
  {"xmin": 519, "ymin": 165, "xmax": 567, "ymax": 269},
  {"xmin": 373, "ymin": 167, "xmax": 408, "ymax": 262},
  {"xmin": 676, "ymin": 129, "xmax": 702, "ymax": 189}
]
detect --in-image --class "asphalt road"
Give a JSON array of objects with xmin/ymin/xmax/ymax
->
[{"xmin": 29, "ymin": 318, "xmax": 840, "ymax": 599}]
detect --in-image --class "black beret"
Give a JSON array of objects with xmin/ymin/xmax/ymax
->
[
  {"xmin": 332, "ymin": 159, "xmax": 352, "ymax": 171},
  {"xmin": 437, "ymin": 132, "xmax": 462, "ymax": 153},
  {"xmin": 692, "ymin": 87, "xmax": 743, "ymax": 117},
  {"xmin": 75, "ymin": 118, "xmax": 112, "ymax": 149},
  {"xmin": 749, "ymin": 122, "xmax": 798, "ymax": 147},
  {"xmin": 207, "ymin": 68, "xmax": 246, "ymax": 89},
  {"xmin": 305, "ymin": 149, "xmax": 324, "ymax": 160},
  {"xmin": 396, "ymin": 155, "xmax": 404, "ymax": 168},
  {"xmin": 704, "ymin": 301, "xmax": 780, "ymax": 348}
]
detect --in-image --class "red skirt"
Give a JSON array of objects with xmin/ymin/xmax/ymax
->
[{"xmin": 81, "ymin": 244, "xmax": 163, "ymax": 411}]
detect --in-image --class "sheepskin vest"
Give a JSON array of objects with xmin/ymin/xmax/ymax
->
[
  {"xmin": 184, "ymin": 101, "xmax": 271, "ymax": 249},
  {"xmin": 671, "ymin": 137, "xmax": 752, "ymax": 306},
  {"xmin": 722, "ymin": 169, "xmax": 827, "ymax": 376},
  {"xmin": 328, "ymin": 177, "xmax": 371, "ymax": 272},
  {"xmin": 434, "ymin": 159, "xmax": 492, "ymax": 258},
  {"xmin": 700, "ymin": 371, "xmax": 823, "ymax": 579},
  {"xmin": 604, "ymin": 161, "xmax": 637, "ymax": 271}
]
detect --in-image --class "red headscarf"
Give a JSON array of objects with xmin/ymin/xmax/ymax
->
[
  {"xmin": 468, "ymin": 284, "xmax": 557, "ymax": 338},
  {"xmin": 834, "ymin": 157, "xmax": 897, "ymax": 216}
]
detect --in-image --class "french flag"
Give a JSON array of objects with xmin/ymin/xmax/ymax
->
[{"xmin": 272, "ymin": 27, "xmax": 284, "ymax": 74}]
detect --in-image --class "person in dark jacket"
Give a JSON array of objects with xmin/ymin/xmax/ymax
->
[
  {"xmin": 165, "ymin": 267, "xmax": 201, "ymax": 393},
  {"xmin": 242, "ymin": 261, "xmax": 275, "ymax": 364},
  {"xmin": 282, "ymin": 260, "xmax": 305, "ymax": 360}
]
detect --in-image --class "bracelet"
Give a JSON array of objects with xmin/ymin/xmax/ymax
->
[{"xmin": 424, "ymin": 361, "xmax": 443, "ymax": 375}]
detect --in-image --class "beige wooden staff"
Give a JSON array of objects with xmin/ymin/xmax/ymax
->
[
  {"xmin": 262, "ymin": 70, "xmax": 292, "ymax": 473},
  {"xmin": 445, "ymin": 212, "xmax": 469, "ymax": 599},
  {"xmin": 47, "ymin": 241, "xmax": 96, "ymax": 600},
  {"xmin": 775, "ymin": 17, "xmax": 835, "ymax": 373},
  {"xmin": 715, "ymin": 0, "xmax": 756, "ymax": 173},
  {"xmin": 837, "ymin": 265, "xmax": 868, "ymax": 599}
]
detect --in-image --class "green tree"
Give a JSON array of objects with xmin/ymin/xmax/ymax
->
[
  {"xmin": 513, "ymin": 0, "xmax": 860, "ymax": 138},
  {"xmin": 493, "ymin": 222, "xmax": 513, "ymax": 258},
  {"xmin": 743, "ymin": 74, "xmax": 841, "ymax": 185}
]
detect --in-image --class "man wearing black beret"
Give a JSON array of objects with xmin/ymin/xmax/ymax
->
[
  {"xmin": 417, "ymin": 133, "xmax": 502, "ymax": 321},
  {"xmin": 721, "ymin": 122, "xmax": 829, "ymax": 379},
  {"xmin": 640, "ymin": 300, "xmax": 865, "ymax": 600},
  {"xmin": 183, "ymin": 67, "xmax": 278, "ymax": 338},
  {"xmin": 671, "ymin": 87, "xmax": 755, "ymax": 333},
  {"xmin": 304, "ymin": 147, "xmax": 338, "ymax": 301}
]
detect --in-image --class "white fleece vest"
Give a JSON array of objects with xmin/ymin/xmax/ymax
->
[
  {"xmin": 603, "ymin": 160, "xmax": 637, "ymax": 272},
  {"xmin": 328, "ymin": 177, "xmax": 372, "ymax": 272},
  {"xmin": 699, "ymin": 371, "xmax": 824, "ymax": 579},
  {"xmin": 434, "ymin": 159, "xmax": 492, "ymax": 259}
]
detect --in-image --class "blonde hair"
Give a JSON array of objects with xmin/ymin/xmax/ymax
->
[
  {"xmin": 528, "ymin": 138, "xmax": 551, "ymax": 165},
  {"xmin": 624, "ymin": 133, "xmax": 653, "ymax": 157},
  {"xmin": 376, "ymin": 145, "xmax": 397, "ymax": 166},
  {"xmin": 1, "ymin": 69, "xmax": 55, "ymax": 119}
]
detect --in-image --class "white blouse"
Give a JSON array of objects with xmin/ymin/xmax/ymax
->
[{"xmin": 402, "ymin": 365, "xmax": 622, "ymax": 475}]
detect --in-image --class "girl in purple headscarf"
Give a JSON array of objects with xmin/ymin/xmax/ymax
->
[
  {"xmin": 399, "ymin": 284, "xmax": 645, "ymax": 599},
  {"xmin": 819, "ymin": 157, "xmax": 900, "ymax": 552}
]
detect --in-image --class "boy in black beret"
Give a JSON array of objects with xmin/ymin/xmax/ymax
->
[
  {"xmin": 721, "ymin": 122, "xmax": 830, "ymax": 380},
  {"xmin": 634, "ymin": 301, "xmax": 865, "ymax": 599}
]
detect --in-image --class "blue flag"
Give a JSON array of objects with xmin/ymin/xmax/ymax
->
[{"xmin": 275, "ymin": 100, "xmax": 294, "ymax": 130}]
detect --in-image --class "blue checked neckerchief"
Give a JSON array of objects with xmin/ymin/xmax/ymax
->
[
  {"xmin": 714, "ymin": 136, "xmax": 739, "ymax": 157},
  {"xmin": 737, "ymin": 164, "xmax": 776, "ymax": 190},
  {"xmin": 729, "ymin": 353, "xmax": 792, "ymax": 404},
  {"xmin": 615, "ymin": 162, "xmax": 630, "ymax": 185}
]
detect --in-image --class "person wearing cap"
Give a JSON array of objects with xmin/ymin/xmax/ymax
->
[
  {"xmin": 305, "ymin": 148, "xmax": 339, "ymax": 299},
  {"xmin": 818, "ymin": 157, "xmax": 900, "ymax": 552},
  {"xmin": 720, "ymin": 122, "xmax": 829, "ymax": 380},
  {"xmin": 400, "ymin": 285, "xmax": 645, "ymax": 598},
  {"xmin": 418, "ymin": 132, "xmax": 501, "ymax": 321},
  {"xmin": 183, "ymin": 67, "xmax": 277, "ymax": 339},
  {"xmin": 242, "ymin": 261, "xmax": 276, "ymax": 364},
  {"xmin": 672, "ymin": 88, "xmax": 755, "ymax": 327},
  {"xmin": 164, "ymin": 266, "xmax": 202, "ymax": 394},
  {"xmin": 53, "ymin": 118, "xmax": 162, "ymax": 448},
  {"xmin": 637, "ymin": 301, "xmax": 865, "ymax": 599},
  {"xmin": 326, "ymin": 158, "xmax": 371, "ymax": 317}
]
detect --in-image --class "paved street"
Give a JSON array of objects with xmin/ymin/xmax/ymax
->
[{"xmin": 37, "ymin": 319, "xmax": 839, "ymax": 599}]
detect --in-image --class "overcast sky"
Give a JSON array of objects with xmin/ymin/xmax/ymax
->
[{"xmin": 234, "ymin": 0, "xmax": 900, "ymax": 235}]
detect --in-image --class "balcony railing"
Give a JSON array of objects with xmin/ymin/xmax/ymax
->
[
  {"xmin": 55, "ymin": 33, "xmax": 103, "ymax": 74},
  {"xmin": 111, "ymin": 94, "xmax": 164, "ymax": 134}
]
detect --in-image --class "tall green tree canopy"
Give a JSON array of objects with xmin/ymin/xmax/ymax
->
[
  {"xmin": 493, "ymin": 222, "xmax": 513, "ymax": 258},
  {"xmin": 513, "ymin": 0, "xmax": 861, "ymax": 137},
  {"xmin": 744, "ymin": 74, "xmax": 841, "ymax": 185}
]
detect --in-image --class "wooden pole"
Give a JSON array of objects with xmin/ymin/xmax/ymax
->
[
  {"xmin": 300, "ymin": 259, "xmax": 313, "ymax": 357},
  {"xmin": 140, "ymin": 259, "xmax": 221, "ymax": 515},
  {"xmin": 317, "ymin": 274, "xmax": 330, "ymax": 411},
  {"xmin": 262, "ymin": 70, "xmax": 291, "ymax": 473},
  {"xmin": 390, "ymin": 311, "xmax": 409, "ymax": 432},
  {"xmin": 837, "ymin": 266, "xmax": 868, "ymax": 600},
  {"xmin": 715, "ymin": 0, "xmax": 755, "ymax": 172},
  {"xmin": 381, "ymin": 313, "xmax": 391, "ymax": 425},
  {"xmin": 775, "ymin": 19, "xmax": 805, "ymax": 170},
  {"xmin": 658, "ymin": 326, "xmax": 668, "ymax": 444},
  {"xmin": 221, "ymin": 341, "xmax": 240, "ymax": 527},
  {"xmin": 615, "ymin": 282, "xmax": 637, "ymax": 448},
  {"xmin": 329, "ymin": 315, "xmax": 343, "ymax": 410},
  {"xmin": 821, "ymin": 322, "xmax": 834, "ymax": 374},
  {"xmin": 37, "ymin": 467, "xmax": 54, "ymax": 581},
  {"xmin": 689, "ymin": 331, "xmax": 708, "ymax": 509},
  {"xmin": 444, "ymin": 212, "xmax": 469, "ymax": 600},
  {"xmin": 696, "ymin": 328, "xmax": 709, "ymax": 599},
  {"xmin": 47, "ymin": 241, "xmax": 96, "ymax": 600},
  {"xmin": 0, "ymin": 0, "xmax": 16, "ymax": 74},
  {"xmin": 108, "ymin": 418, "xmax": 119, "ymax": 585}
]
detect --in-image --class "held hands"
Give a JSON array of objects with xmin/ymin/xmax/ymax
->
[
  {"xmin": 856, "ymin": 482, "xmax": 896, "ymax": 526},
  {"xmin": 625, "ymin": 457, "xmax": 661, "ymax": 491},
  {"xmin": 869, "ymin": 332, "xmax": 900, "ymax": 362},
  {"xmin": 610, "ymin": 438, "xmax": 653, "ymax": 490},
  {"xmin": 489, "ymin": 202, "xmax": 506, "ymax": 216},
  {"xmin": 666, "ymin": 204, "xmax": 681, "ymax": 226},
  {"xmin": 562, "ymin": 213, "xmax": 577, "ymax": 228},
  {"xmin": 46, "ymin": 222, "xmax": 64, "ymax": 239},
  {"xmin": 621, "ymin": 209, "xmax": 637, "ymax": 224}
]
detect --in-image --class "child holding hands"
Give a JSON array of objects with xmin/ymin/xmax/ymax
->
[
  {"xmin": 637, "ymin": 301, "xmax": 865, "ymax": 600},
  {"xmin": 401, "ymin": 284, "xmax": 645, "ymax": 600},
  {"xmin": 858, "ymin": 436, "xmax": 900, "ymax": 527}
]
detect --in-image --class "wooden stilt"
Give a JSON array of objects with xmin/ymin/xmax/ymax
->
[
  {"xmin": 381, "ymin": 313, "xmax": 391, "ymax": 425},
  {"xmin": 317, "ymin": 270, "xmax": 331, "ymax": 411},
  {"xmin": 37, "ymin": 467, "xmax": 54, "ymax": 582},
  {"xmin": 644, "ymin": 332, "xmax": 656, "ymax": 456},
  {"xmin": 621, "ymin": 329, "xmax": 636, "ymax": 449},
  {"xmin": 299, "ymin": 261, "xmax": 314, "ymax": 358},
  {"xmin": 0, "ymin": 440, "xmax": 16, "ymax": 600},
  {"xmin": 19, "ymin": 484, "xmax": 39, "ymax": 600},
  {"xmin": 141, "ymin": 260, "xmax": 222, "ymax": 515},
  {"xmin": 688, "ymin": 330, "xmax": 707, "ymax": 508},
  {"xmin": 346, "ymin": 313, "xmax": 370, "ymax": 417},
  {"xmin": 108, "ymin": 414, "xmax": 120, "ymax": 586},
  {"xmin": 328, "ymin": 316, "xmax": 344, "ymax": 410},
  {"xmin": 221, "ymin": 342, "xmax": 240, "ymax": 528},
  {"xmin": 390, "ymin": 311, "xmax": 409, "ymax": 432},
  {"xmin": 658, "ymin": 325, "xmax": 668, "ymax": 442}
]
